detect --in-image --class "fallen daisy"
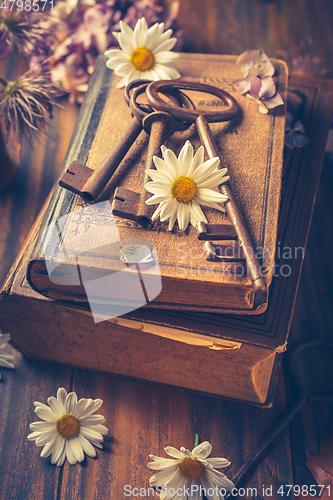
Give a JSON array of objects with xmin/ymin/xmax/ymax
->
[
  {"xmin": 145, "ymin": 140, "xmax": 229, "ymax": 231},
  {"xmin": 27, "ymin": 387, "xmax": 108, "ymax": 466},
  {"xmin": 104, "ymin": 17, "xmax": 180, "ymax": 88},
  {"xmin": 147, "ymin": 441, "xmax": 235, "ymax": 500},
  {"xmin": 0, "ymin": 333, "xmax": 15, "ymax": 369}
]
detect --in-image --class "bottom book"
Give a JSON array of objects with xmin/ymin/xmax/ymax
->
[{"xmin": 0, "ymin": 74, "xmax": 331, "ymax": 406}]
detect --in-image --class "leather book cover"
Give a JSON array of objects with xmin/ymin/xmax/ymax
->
[{"xmin": 27, "ymin": 53, "xmax": 288, "ymax": 314}]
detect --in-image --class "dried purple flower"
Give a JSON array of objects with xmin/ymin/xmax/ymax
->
[
  {"xmin": 40, "ymin": 0, "xmax": 181, "ymax": 102},
  {"xmin": 0, "ymin": 67, "xmax": 58, "ymax": 140},
  {"xmin": 0, "ymin": 11, "xmax": 56, "ymax": 58},
  {"xmin": 236, "ymin": 75, "xmax": 284, "ymax": 114}
]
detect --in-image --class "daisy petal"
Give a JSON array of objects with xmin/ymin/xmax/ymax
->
[
  {"xmin": 147, "ymin": 456, "xmax": 179, "ymax": 470},
  {"xmin": 66, "ymin": 392, "xmax": 77, "ymax": 414},
  {"xmin": 168, "ymin": 211, "xmax": 177, "ymax": 231},
  {"xmin": 160, "ymin": 198, "xmax": 178, "ymax": 221},
  {"xmin": 47, "ymin": 396, "xmax": 65, "ymax": 419},
  {"xmin": 178, "ymin": 141, "xmax": 193, "ymax": 172},
  {"xmin": 29, "ymin": 421, "xmax": 56, "ymax": 432},
  {"xmin": 34, "ymin": 405, "xmax": 58, "ymax": 422},
  {"xmin": 154, "ymin": 51, "xmax": 180, "ymax": 64},
  {"xmin": 164, "ymin": 149, "xmax": 179, "ymax": 177},
  {"xmin": 145, "ymin": 194, "xmax": 171, "ymax": 205},
  {"xmin": 50, "ymin": 435, "xmax": 66, "ymax": 465},
  {"xmin": 154, "ymin": 63, "xmax": 181, "ymax": 80},
  {"xmin": 69, "ymin": 436, "xmax": 85, "ymax": 463},
  {"xmin": 134, "ymin": 17, "xmax": 147, "ymax": 47},
  {"xmin": 192, "ymin": 441, "xmax": 212, "ymax": 459},
  {"xmin": 205, "ymin": 467, "xmax": 235, "ymax": 490},
  {"xmin": 198, "ymin": 171, "xmax": 229, "ymax": 189},
  {"xmin": 71, "ymin": 398, "xmax": 90, "ymax": 418},
  {"xmin": 190, "ymin": 146, "xmax": 205, "ymax": 174},
  {"xmin": 79, "ymin": 415, "xmax": 105, "ymax": 426},
  {"xmin": 65, "ymin": 439, "xmax": 77, "ymax": 465},
  {"xmin": 164, "ymin": 446, "xmax": 187, "ymax": 459},
  {"xmin": 77, "ymin": 399, "xmax": 103, "ymax": 418},
  {"xmin": 149, "ymin": 467, "xmax": 179, "ymax": 487},
  {"xmin": 196, "ymin": 188, "xmax": 228, "ymax": 203},
  {"xmin": 40, "ymin": 437, "xmax": 58, "ymax": 458},
  {"xmin": 189, "ymin": 200, "xmax": 207, "ymax": 224},
  {"xmin": 152, "ymin": 37, "xmax": 177, "ymax": 53},
  {"xmin": 57, "ymin": 388, "xmax": 67, "ymax": 411},
  {"xmin": 77, "ymin": 434, "xmax": 97, "ymax": 458},
  {"xmin": 205, "ymin": 457, "xmax": 231, "ymax": 468}
]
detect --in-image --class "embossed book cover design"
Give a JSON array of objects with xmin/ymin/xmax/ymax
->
[{"xmin": 28, "ymin": 54, "xmax": 288, "ymax": 314}]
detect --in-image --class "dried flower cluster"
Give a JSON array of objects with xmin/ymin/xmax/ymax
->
[
  {"xmin": 0, "ymin": 1, "xmax": 182, "ymax": 139},
  {"xmin": 0, "ymin": 0, "xmax": 182, "ymax": 104},
  {"xmin": 235, "ymin": 49, "xmax": 284, "ymax": 114}
]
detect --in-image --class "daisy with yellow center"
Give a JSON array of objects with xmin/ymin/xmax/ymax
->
[
  {"xmin": 27, "ymin": 387, "xmax": 108, "ymax": 466},
  {"xmin": 145, "ymin": 140, "xmax": 229, "ymax": 231},
  {"xmin": 147, "ymin": 441, "xmax": 235, "ymax": 500},
  {"xmin": 104, "ymin": 17, "xmax": 180, "ymax": 88}
]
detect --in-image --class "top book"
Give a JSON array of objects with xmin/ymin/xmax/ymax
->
[{"xmin": 28, "ymin": 53, "xmax": 288, "ymax": 316}]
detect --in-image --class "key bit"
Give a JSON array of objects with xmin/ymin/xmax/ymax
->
[
  {"xmin": 195, "ymin": 221, "xmax": 238, "ymax": 241},
  {"xmin": 203, "ymin": 241, "xmax": 246, "ymax": 262},
  {"xmin": 59, "ymin": 114, "xmax": 143, "ymax": 203}
]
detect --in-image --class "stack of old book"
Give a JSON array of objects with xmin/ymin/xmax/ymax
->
[{"xmin": 0, "ymin": 54, "xmax": 331, "ymax": 406}]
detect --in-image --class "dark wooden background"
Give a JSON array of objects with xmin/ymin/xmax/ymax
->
[{"xmin": 1, "ymin": 1, "xmax": 333, "ymax": 499}]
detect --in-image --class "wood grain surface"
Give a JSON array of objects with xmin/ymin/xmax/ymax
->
[{"xmin": 1, "ymin": 1, "xmax": 333, "ymax": 498}]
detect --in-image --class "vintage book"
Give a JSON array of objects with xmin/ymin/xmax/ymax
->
[
  {"xmin": 1, "ymin": 74, "xmax": 331, "ymax": 406},
  {"xmin": 26, "ymin": 53, "xmax": 288, "ymax": 315}
]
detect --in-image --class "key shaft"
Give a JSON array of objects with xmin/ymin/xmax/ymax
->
[
  {"xmin": 59, "ymin": 116, "xmax": 142, "ymax": 203},
  {"xmin": 195, "ymin": 114, "xmax": 267, "ymax": 294}
]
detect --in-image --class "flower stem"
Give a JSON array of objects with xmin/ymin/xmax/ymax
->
[
  {"xmin": 194, "ymin": 433, "xmax": 200, "ymax": 448},
  {"xmin": 0, "ymin": 76, "xmax": 8, "ymax": 87}
]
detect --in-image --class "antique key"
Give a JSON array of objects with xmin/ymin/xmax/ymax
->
[
  {"xmin": 59, "ymin": 81, "xmax": 192, "ymax": 203},
  {"xmin": 112, "ymin": 84, "xmax": 193, "ymax": 226},
  {"xmin": 59, "ymin": 94, "xmax": 144, "ymax": 202},
  {"xmin": 146, "ymin": 80, "xmax": 267, "ymax": 295}
]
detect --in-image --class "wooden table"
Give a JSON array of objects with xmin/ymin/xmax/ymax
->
[{"xmin": 1, "ymin": 1, "xmax": 333, "ymax": 498}]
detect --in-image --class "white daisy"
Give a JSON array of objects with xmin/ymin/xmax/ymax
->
[
  {"xmin": 27, "ymin": 387, "xmax": 108, "ymax": 466},
  {"xmin": 147, "ymin": 441, "xmax": 235, "ymax": 500},
  {"xmin": 145, "ymin": 140, "xmax": 229, "ymax": 231},
  {"xmin": 104, "ymin": 17, "xmax": 180, "ymax": 88},
  {"xmin": 0, "ymin": 333, "xmax": 15, "ymax": 369}
]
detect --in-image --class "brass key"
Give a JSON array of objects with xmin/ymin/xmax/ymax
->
[
  {"xmin": 146, "ymin": 80, "xmax": 267, "ymax": 297},
  {"xmin": 59, "ymin": 79, "xmax": 160, "ymax": 203},
  {"xmin": 59, "ymin": 80, "xmax": 191, "ymax": 204},
  {"xmin": 112, "ymin": 84, "xmax": 193, "ymax": 226}
]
